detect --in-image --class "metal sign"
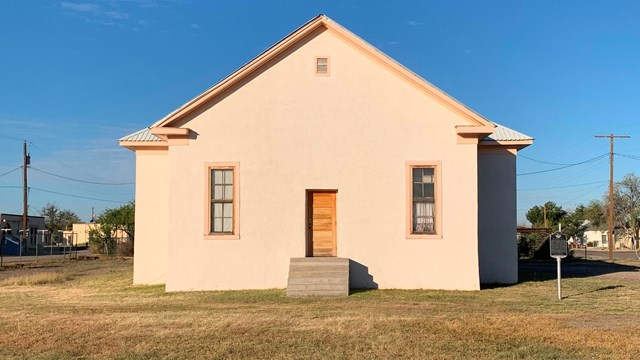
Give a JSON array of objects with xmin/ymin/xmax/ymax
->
[
  {"xmin": 549, "ymin": 231, "xmax": 568, "ymax": 258},
  {"xmin": 549, "ymin": 230, "xmax": 568, "ymax": 300}
]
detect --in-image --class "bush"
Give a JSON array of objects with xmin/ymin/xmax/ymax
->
[
  {"xmin": 117, "ymin": 240, "xmax": 133, "ymax": 257},
  {"xmin": 88, "ymin": 227, "xmax": 116, "ymax": 255},
  {"xmin": 518, "ymin": 233, "xmax": 573, "ymax": 259},
  {"xmin": 518, "ymin": 233, "xmax": 546, "ymax": 259}
]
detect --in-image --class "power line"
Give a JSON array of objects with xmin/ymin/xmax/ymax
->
[
  {"xmin": 518, "ymin": 180, "xmax": 608, "ymax": 191},
  {"xmin": 29, "ymin": 187, "xmax": 130, "ymax": 204},
  {"xmin": 29, "ymin": 142, "xmax": 130, "ymax": 184},
  {"xmin": 0, "ymin": 166, "xmax": 22, "ymax": 179},
  {"xmin": 616, "ymin": 153, "xmax": 640, "ymax": 161},
  {"xmin": 559, "ymin": 183, "xmax": 608, "ymax": 207},
  {"xmin": 517, "ymin": 153, "xmax": 608, "ymax": 176},
  {"xmin": 31, "ymin": 167, "xmax": 134, "ymax": 186},
  {"xmin": 519, "ymin": 155, "xmax": 575, "ymax": 166}
]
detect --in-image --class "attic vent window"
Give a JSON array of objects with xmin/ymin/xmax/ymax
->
[{"xmin": 315, "ymin": 57, "xmax": 329, "ymax": 75}]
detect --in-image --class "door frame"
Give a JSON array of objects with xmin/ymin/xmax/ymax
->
[{"xmin": 305, "ymin": 189, "xmax": 338, "ymax": 257}]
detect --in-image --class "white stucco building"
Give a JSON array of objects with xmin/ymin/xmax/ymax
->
[{"xmin": 120, "ymin": 15, "xmax": 532, "ymax": 292}]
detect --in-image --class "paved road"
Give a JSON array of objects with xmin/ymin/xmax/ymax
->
[{"xmin": 571, "ymin": 248, "xmax": 639, "ymax": 261}]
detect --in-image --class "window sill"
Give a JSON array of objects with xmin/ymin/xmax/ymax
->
[
  {"xmin": 204, "ymin": 234, "xmax": 240, "ymax": 240},
  {"xmin": 406, "ymin": 233, "xmax": 442, "ymax": 240}
]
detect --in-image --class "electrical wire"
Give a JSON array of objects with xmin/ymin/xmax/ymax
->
[
  {"xmin": 519, "ymin": 155, "xmax": 575, "ymax": 166},
  {"xmin": 517, "ymin": 153, "xmax": 608, "ymax": 176},
  {"xmin": 518, "ymin": 180, "xmax": 608, "ymax": 192},
  {"xmin": 560, "ymin": 183, "xmax": 608, "ymax": 207},
  {"xmin": 0, "ymin": 166, "xmax": 22, "ymax": 179},
  {"xmin": 616, "ymin": 153, "xmax": 640, "ymax": 161},
  {"xmin": 30, "ymin": 167, "xmax": 134, "ymax": 186},
  {"xmin": 29, "ymin": 142, "xmax": 131, "ymax": 184},
  {"xmin": 29, "ymin": 187, "xmax": 129, "ymax": 204}
]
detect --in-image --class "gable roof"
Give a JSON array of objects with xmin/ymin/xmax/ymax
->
[
  {"xmin": 483, "ymin": 123, "xmax": 532, "ymax": 142},
  {"xmin": 150, "ymin": 14, "xmax": 495, "ymax": 131},
  {"xmin": 119, "ymin": 128, "xmax": 162, "ymax": 142}
]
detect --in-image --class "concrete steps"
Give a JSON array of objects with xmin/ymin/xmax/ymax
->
[{"xmin": 286, "ymin": 257, "xmax": 349, "ymax": 296}]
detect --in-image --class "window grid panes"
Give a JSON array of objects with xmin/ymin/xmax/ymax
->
[
  {"xmin": 412, "ymin": 167, "xmax": 435, "ymax": 234},
  {"xmin": 211, "ymin": 168, "xmax": 234, "ymax": 234}
]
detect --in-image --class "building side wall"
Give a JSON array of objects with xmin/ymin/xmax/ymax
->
[
  {"xmin": 165, "ymin": 28, "xmax": 481, "ymax": 291},
  {"xmin": 477, "ymin": 147, "xmax": 518, "ymax": 284},
  {"xmin": 133, "ymin": 149, "xmax": 169, "ymax": 284}
]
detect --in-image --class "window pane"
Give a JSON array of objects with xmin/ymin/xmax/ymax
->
[
  {"xmin": 413, "ymin": 182, "xmax": 422, "ymax": 198},
  {"xmin": 223, "ymin": 203, "xmax": 233, "ymax": 217},
  {"xmin": 423, "ymin": 167, "xmax": 434, "ymax": 179},
  {"xmin": 223, "ymin": 218, "xmax": 233, "ymax": 232},
  {"xmin": 413, "ymin": 168, "xmax": 422, "ymax": 182},
  {"xmin": 214, "ymin": 170, "xmax": 223, "ymax": 185},
  {"xmin": 224, "ymin": 169, "xmax": 233, "ymax": 185},
  {"xmin": 213, "ymin": 203, "xmax": 223, "ymax": 217},
  {"xmin": 424, "ymin": 183, "xmax": 434, "ymax": 198},
  {"xmin": 213, "ymin": 218, "xmax": 222, "ymax": 233},
  {"xmin": 224, "ymin": 185, "xmax": 233, "ymax": 200},
  {"xmin": 213, "ymin": 185, "xmax": 224, "ymax": 200},
  {"xmin": 413, "ymin": 201, "xmax": 435, "ymax": 233}
]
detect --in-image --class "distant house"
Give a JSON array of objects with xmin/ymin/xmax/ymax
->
[
  {"xmin": 120, "ymin": 15, "xmax": 532, "ymax": 292},
  {"xmin": 0, "ymin": 213, "xmax": 45, "ymax": 247},
  {"xmin": 62, "ymin": 223, "xmax": 130, "ymax": 246}
]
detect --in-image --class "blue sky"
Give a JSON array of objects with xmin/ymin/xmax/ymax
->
[{"xmin": 1, "ymin": 0, "xmax": 639, "ymax": 223}]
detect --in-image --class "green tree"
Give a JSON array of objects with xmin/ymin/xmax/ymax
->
[
  {"xmin": 612, "ymin": 173, "xmax": 640, "ymax": 248},
  {"xmin": 526, "ymin": 201, "xmax": 567, "ymax": 228},
  {"xmin": 39, "ymin": 203, "xmax": 81, "ymax": 243},
  {"xmin": 562, "ymin": 205, "xmax": 588, "ymax": 245},
  {"xmin": 582, "ymin": 200, "xmax": 607, "ymax": 230},
  {"xmin": 89, "ymin": 202, "xmax": 134, "ymax": 255}
]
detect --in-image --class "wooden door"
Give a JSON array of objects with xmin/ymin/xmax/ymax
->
[{"xmin": 307, "ymin": 191, "xmax": 337, "ymax": 257}]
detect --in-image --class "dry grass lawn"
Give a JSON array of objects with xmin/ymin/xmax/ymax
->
[{"xmin": 0, "ymin": 258, "xmax": 639, "ymax": 359}]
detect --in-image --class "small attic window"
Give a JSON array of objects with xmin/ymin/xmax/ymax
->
[{"xmin": 315, "ymin": 57, "xmax": 329, "ymax": 75}]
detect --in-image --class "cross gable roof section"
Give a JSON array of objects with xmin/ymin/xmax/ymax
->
[
  {"xmin": 150, "ymin": 14, "xmax": 495, "ymax": 136},
  {"xmin": 480, "ymin": 122, "xmax": 533, "ymax": 149},
  {"xmin": 119, "ymin": 128, "xmax": 162, "ymax": 142}
]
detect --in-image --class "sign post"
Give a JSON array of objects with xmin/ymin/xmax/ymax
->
[{"xmin": 549, "ymin": 231, "xmax": 568, "ymax": 300}]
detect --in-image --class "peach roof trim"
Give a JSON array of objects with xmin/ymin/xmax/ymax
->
[{"xmin": 150, "ymin": 14, "xmax": 495, "ymax": 130}]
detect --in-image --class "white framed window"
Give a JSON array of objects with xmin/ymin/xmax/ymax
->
[
  {"xmin": 204, "ymin": 162, "xmax": 239, "ymax": 240},
  {"xmin": 406, "ymin": 161, "xmax": 442, "ymax": 239}
]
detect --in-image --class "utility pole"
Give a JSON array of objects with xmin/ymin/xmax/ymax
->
[
  {"xmin": 22, "ymin": 141, "xmax": 29, "ymax": 252},
  {"xmin": 595, "ymin": 134, "xmax": 630, "ymax": 262},
  {"xmin": 543, "ymin": 203, "xmax": 548, "ymax": 228}
]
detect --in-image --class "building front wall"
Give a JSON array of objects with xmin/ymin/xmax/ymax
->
[
  {"xmin": 0, "ymin": 214, "xmax": 45, "ymax": 246},
  {"xmin": 162, "ymin": 28, "xmax": 481, "ymax": 291},
  {"xmin": 133, "ymin": 149, "xmax": 169, "ymax": 284},
  {"xmin": 477, "ymin": 147, "xmax": 518, "ymax": 284}
]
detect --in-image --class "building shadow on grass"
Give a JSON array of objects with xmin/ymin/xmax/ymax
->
[
  {"xmin": 482, "ymin": 259, "xmax": 638, "ymax": 290},
  {"xmin": 349, "ymin": 259, "xmax": 378, "ymax": 294},
  {"xmin": 518, "ymin": 259, "xmax": 640, "ymax": 283}
]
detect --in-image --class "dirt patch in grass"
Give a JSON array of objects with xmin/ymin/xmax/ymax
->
[{"xmin": 0, "ymin": 258, "xmax": 639, "ymax": 359}]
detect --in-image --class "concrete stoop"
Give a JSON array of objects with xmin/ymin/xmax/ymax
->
[{"xmin": 286, "ymin": 257, "xmax": 349, "ymax": 296}]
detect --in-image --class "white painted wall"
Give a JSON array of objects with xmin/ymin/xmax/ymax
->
[
  {"xmin": 163, "ymin": 28, "xmax": 481, "ymax": 291},
  {"xmin": 133, "ymin": 149, "xmax": 169, "ymax": 284}
]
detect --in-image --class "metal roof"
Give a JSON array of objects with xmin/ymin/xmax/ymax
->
[
  {"xmin": 119, "ymin": 128, "xmax": 162, "ymax": 142},
  {"xmin": 483, "ymin": 123, "xmax": 533, "ymax": 142}
]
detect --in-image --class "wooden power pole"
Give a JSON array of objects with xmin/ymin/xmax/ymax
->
[
  {"xmin": 22, "ymin": 141, "xmax": 29, "ymax": 244},
  {"xmin": 595, "ymin": 134, "xmax": 630, "ymax": 262}
]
